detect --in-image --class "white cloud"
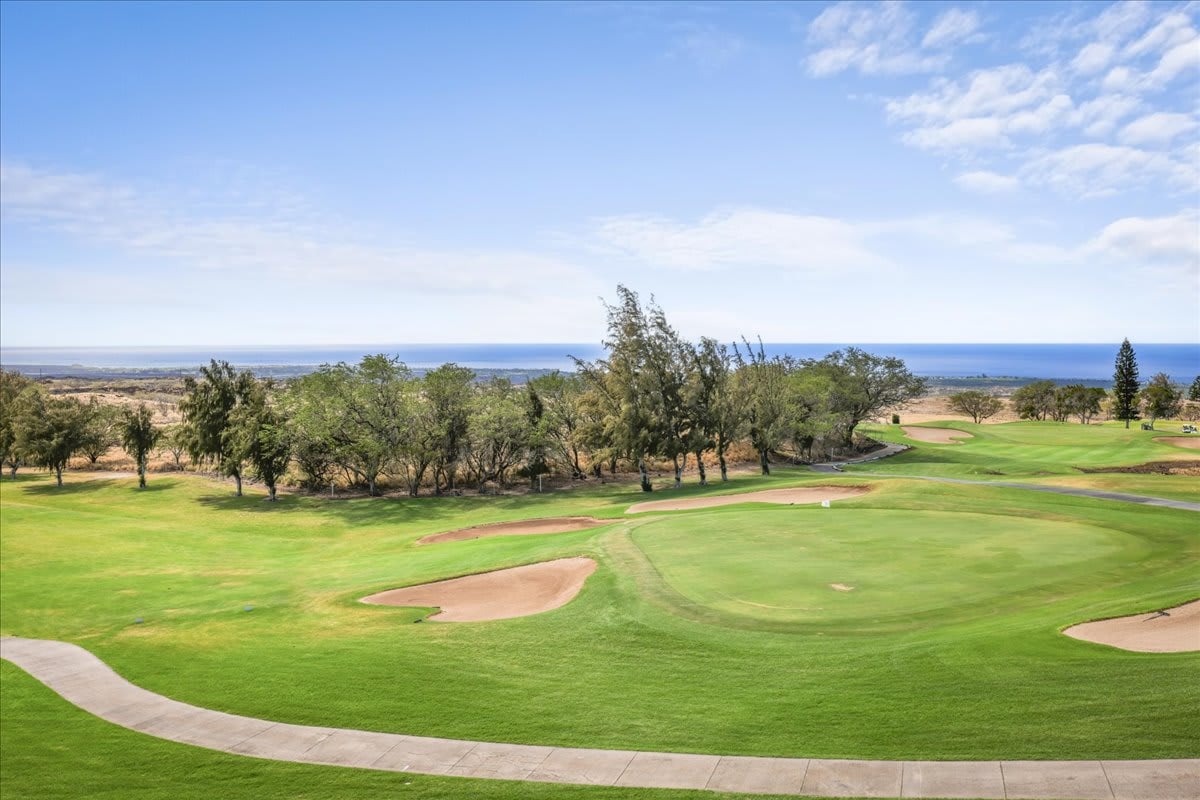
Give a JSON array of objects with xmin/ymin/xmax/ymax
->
[
  {"xmin": 1020, "ymin": 143, "xmax": 1184, "ymax": 197},
  {"xmin": 922, "ymin": 8, "xmax": 981, "ymax": 49},
  {"xmin": 953, "ymin": 170, "xmax": 1020, "ymax": 194},
  {"xmin": 1118, "ymin": 111, "xmax": 1199, "ymax": 144},
  {"xmin": 0, "ymin": 161, "xmax": 599, "ymax": 298},
  {"xmin": 1084, "ymin": 209, "xmax": 1200, "ymax": 265},
  {"xmin": 590, "ymin": 208, "xmax": 891, "ymax": 272},
  {"xmin": 806, "ymin": 1, "xmax": 946, "ymax": 76},
  {"xmin": 1073, "ymin": 93, "xmax": 1142, "ymax": 136},
  {"xmin": 1071, "ymin": 42, "xmax": 1116, "ymax": 75},
  {"xmin": 902, "ymin": 117, "xmax": 1009, "ymax": 151}
]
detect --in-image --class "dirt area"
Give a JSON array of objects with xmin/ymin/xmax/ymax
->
[
  {"xmin": 1155, "ymin": 437, "xmax": 1200, "ymax": 450},
  {"xmin": 359, "ymin": 557, "xmax": 597, "ymax": 622},
  {"xmin": 830, "ymin": 583, "xmax": 855, "ymax": 592},
  {"xmin": 885, "ymin": 394, "xmax": 1018, "ymax": 426},
  {"xmin": 1078, "ymin": 461, "xmax": 1200, "ymax": 476},
  {"xmin": 626, "ymin": 486, "xmax": 869, "ymax": 514},
  {"xmin": 901, "ymin": 426, "xmax": 974, "ymax": 444},
  {"xmin": 418, "ymin": 517, "xmax": 608, "ymax": 545},
  {"xmin": 1064, "ymin": 600, "xmax": 1200, "ymax": 653}
]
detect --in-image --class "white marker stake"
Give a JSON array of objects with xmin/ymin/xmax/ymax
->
[{"xmin": 821, "ymin": 500, "xmax": 831, "ymax": 508}]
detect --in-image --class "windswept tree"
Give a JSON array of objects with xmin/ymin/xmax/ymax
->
[
  {"xmin": 424, "ymin": 363, "xmax": 475, "ymax": 494},
  {"xmin": 575, "ymin": 286, "xmax": 666, "ymax": 492},
  {"xmin": 159, "ymin": 425, "xmax": 189, "ymax": 471},
  {"xmin": 819, "ymin": 347, "xmax": 926, "ymax": 448},
  {"xmin": 1188, "ymin": 375, "xmax": 1200, "ymax": 402},
  {"xmin": 648, "ymin": 303, "xmax": 700, "ymax": 488},
  {"xmin": 12, "ymin": 390, "xmax": 90, "ymax": 487},
  {"xmin": 1011, "ymin": 380, "xmax": 1057, "ymax": 421},
  {"xmin": 947, "ymin": 390, "xmax": 1003, "ymax": 424},
  {"xmin": 1140, "ymin": 373, "xmax": 1181, "ymax": 429},
  {"xmin": 1112, "ymin": 338, "xmax": 1140, "ymax": 429},
  {"xmin": 528, "ymin": 372, "xmax": 587, "ymax": 479},
  {"xmin": 120, "ymin": 403, "xmax": 161, "ymax": 488},
  {"xmin": 733, "ymin": 340, "xmax": 792, "ymax": 475},
  {"xmin": 230, "ymin": 381, "xmax": 291, "ymax": 501},
  {"xmin": 690, "ymin": 338, "xmax": 743, "ymax": 483},
  {"xmin": 0, "ymin": 370, "xmax": 34, "ymax": 478},
  {"xmin": 179, "ymin": 360, "xmax": 257, "ymax": 495}
]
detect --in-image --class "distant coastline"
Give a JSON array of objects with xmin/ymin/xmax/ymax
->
[{"xmin": 2, "ymin": 343, "xmax": 1197, "ymax": 383}]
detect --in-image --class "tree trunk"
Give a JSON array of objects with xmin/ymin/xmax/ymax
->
[
  {"xmin": 268, "ymin": 484, "xmax": 277, "ymax": 501},
  {"xmin": 9, "ymin": 464, "xmax": 17, "ymax": 479},
  {"xmin": 609, "ymin": 456, "xmax": 617, "ymax": 475},
  {"xmin": 696, "ymin": 450, "xmax": 707, "ymax": 486},
  {"xmin": 368, "ymin": 474, "xmax": 378, "ymax": 497},
  {"xmin": 717, "ymin": 435, "xmax": 728, "ymax": 481},
  {"xmin": 233, "ymin": 469, "xmax": 243, "ymax": 497},
  {"xmin": 138, "ymin": 458, "xmax": 147, "ymax": 489},
  {"xmin": 55, "ymin": 465, "xmax": 63, "ymax": 487},
  {"xmin": 672, "ymin": 454, "xmax": 682, "ymax": 489},
  {"xmin": 591, "ymin": 462, "xmax": 602, "ymax": 478},
  {"xmin": 759, "ymin": 448, "xmax": 770, "ymax": 476},
  {"xmin": 638, "ymin": 457, "xmax": 652, "ymax": 492}
]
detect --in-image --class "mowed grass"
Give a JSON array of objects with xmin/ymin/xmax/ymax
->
[
  {"xmin": 630, "ymin": 507, "xmax": 1137, "ymax": 633},
  {"xmin": 2, "ymin": 421, "xmax": 1199, "ymax": 798}
]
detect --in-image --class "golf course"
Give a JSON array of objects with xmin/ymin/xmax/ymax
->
[{"xmin": 2, "ymin": 418, "xmax": 1198, "ymax": 799}]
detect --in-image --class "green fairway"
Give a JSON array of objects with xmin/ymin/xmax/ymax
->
[
  {"xmin": 630, "ymin": 507, "xmax": 1137, "ymax": 632},
  {"xmin": 2, "ymin": 420, "xmax": 1199, "ymax": 798}
]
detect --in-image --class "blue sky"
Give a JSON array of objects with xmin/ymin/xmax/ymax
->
[{"xmin": 1, "ymin": 0, "xmax": 1197, "ymax": 346}]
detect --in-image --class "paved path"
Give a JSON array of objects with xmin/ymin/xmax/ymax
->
[
  {"xmin": 812, "ymin": 445, "xmax": 1200, "ymax": 512},
  {"xmin": 3, "ymin": 637, "xmax": 1197, "ymax": 798}
]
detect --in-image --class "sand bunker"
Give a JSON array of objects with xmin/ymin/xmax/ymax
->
[
  {"xmin": 1155, "ymin": 437, "xmax": 1200, "ymax": 450},
  {"xmin": 359, "ymin": 557, "xmax": 597, "ymax": 622},
  {"xmin": 902, "ymin": 426, "xmax": 974, "ymax": 444},
  {"xmin": 418, "ymin": 517, "xmax": 606, "ymax": 545},
  {"xmin": 626, "ymin": 486, "xmax": 869, "ymax": 514},
  {"xmin": 1063, "ymin": 600, "xmax": 1200, "ymax": 653}
]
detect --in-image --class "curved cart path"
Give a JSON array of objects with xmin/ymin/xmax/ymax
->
[{"xmin": 3, "ymin": 637, "xmax": 1197, "ymax": 798}]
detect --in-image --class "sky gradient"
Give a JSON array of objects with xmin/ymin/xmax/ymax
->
[{"xmin": 1, "ymin": 0, "xmax": 1198, "ymax": 346}]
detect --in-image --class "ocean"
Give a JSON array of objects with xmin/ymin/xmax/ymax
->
[{"xmin": 1, "ymin": 343, "xmax": 1197, "ymax": 382}]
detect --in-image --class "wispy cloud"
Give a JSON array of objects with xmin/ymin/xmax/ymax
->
[
  {"xmin": 953, "ymin": 170, "xmax": 1020, "ymax": 194},
  {"xmin": 805, "ymin": 1, "xmax": 948, "ymax": 77}
]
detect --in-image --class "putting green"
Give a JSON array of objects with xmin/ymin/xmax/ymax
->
[{"xmin": 631, "ymin": 508, "xmax": 1139, "ymax": 633}]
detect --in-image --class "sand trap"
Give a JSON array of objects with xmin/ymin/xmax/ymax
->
[
  {"xmin": 830, "ymin": 583, "xmax": 855, "ymax": 592},
  {"xmin": 1155, "ymin": 437, "xmax": 1200, "ymax": 450},
  {"xmin": 902, "ymin": 426, "xmax": 974, "ymax": 444},
  {"xmin": 626, "ymin": 486, "xmax": 869, "ymax": 514},
  {"xmin": 359, "ymin": 557, "xmax": 597, "ymax": 622},
  {"xmin": 418, "ymin": 517, "xmax": 607, "ymax": 545},
  {"xmin": 1063, "ymin": 600, "xmax": 1200, "ymax": 653}
]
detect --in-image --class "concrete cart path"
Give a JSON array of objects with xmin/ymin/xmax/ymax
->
[{"xmin": 3, "ymin": 637, "xmax": 1197, "ymax": 798}]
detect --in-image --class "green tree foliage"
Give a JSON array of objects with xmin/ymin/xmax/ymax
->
[
  {"xmin": 1011, "ymin": 380, "xmax": 1057, "ymax": 421},
  {"xmin": 12, "ymin": 389, "xmax": 90, "ymax": 487},
  {"xmin": 229, "ymin": 381, "xmax": 291, "ymax": 501},
  {"xmin": 690, "ymin": 338, "xmax": 744, "ymax": 483},
  {"xmin": 946, "ymin": 390, "xmax": 1003, "ymax": 423},
  {"xmin": 1140, "ymin": 373, "xmax": 1181, "ymax": 429},
  {"xmin": 733, "ymin": 340, "xmax": 792, "ymax": 475},
  {"xmin": 78, "ymin": 399, "xmax": 120, "ymax": 466},
  {"xmin": 464, "ymin": 378, "xmax": 532, "ymax": 491},
  {"xmin": 818, "ymin": 347, "xmax": 927, "ymax": 447},
  {"xmin": 159, "ymin": 425, "xmax": 189, "ymax": 471},
  {"xmin": 1054, "ymin": 385, "xmax": 1106, "ymax": 425},
  {"xmin": 0, "ymin": 370, "xmax": 35, "ymax": 478},
  {"xmin": 528, "ymin": 372, "xmax": 587, "ymax": 479},
  {"xmin": 1112, "ymin": 339, "xmax": 1140, "ymax": 429},
  {"xmin": 179, "ymin": 360, "xmax": 257, "ymax": 495},
  {"xmin": 120, "ymin": 403, "xmax": 161, "ymax": 488},
  {"xmin": 1189, "ymin": 375, "xmax": 1200, "ymax": 402},
  {"xmin": 423, "ymin": 363, "xmax": 475, "ymax": 494}
]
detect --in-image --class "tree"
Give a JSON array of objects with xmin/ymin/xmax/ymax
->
[
  {"xmin": 12, "ymin": 390, "xmax": 90, "ymax": 487},
  {"xmin": 818, "ymin": 347, "xmax": 926, "ymax": 447},
  {"xmin": 464, "ymin": 378, "xmax": 532, "ymax": 491},
  {"xmin": 230, "ymin": 381, "xmax": 291, "ymax": 501},
  {"xmin": 733, "ymin": 340, "xmax": 792, "ymax": 475},
  {"xmin": 159, "ymin": 425, "xmax": 189, "ymax": 471},
  {"xmin": 691, "ymin": 338, "xmax": 744, "ymax": 483},
  {"xmin": 946, "ymin": 390, "xmax": 1003, "ymax": 423},
  {"xmin": 1140, "ymin": 373, "xmax": 1181, "ymax": 429},
  {"xmin": 424, "ymin": 363, "xmax": 475, "ymax": 494},
  {"xmin": 78, "ymin": 399, "xmax": 119, "ymax": 465},
  {"xmin": 1010, "ymin": 380, "xmax": 1057, "ymax": 421},
  {"xmin": 1189, "ymin": 375, "xmax": 1200, "ymax": 402},
  {"xmin": 120, "ymin": 403, "xmax": 161, "ymax": 488},
  {"xmin": 1055, "ymin": 385, "xmax": 1106, "ymax": 425},
  {"xmin": 179, "ymin": 360, "xmax": 257, "ymax": 495},
  {"xmin": 1112, "ymin": 339, "xmax": 1140, "ymax": 429},
  {"xmin": 0, "ymin": 370, "xmax": 34, "ymax": 478},
  {"xmin": 528, "ymin": 372, "xmax": 588, "ymax": 479}
]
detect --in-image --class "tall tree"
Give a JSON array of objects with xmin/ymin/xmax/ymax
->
[
  {"xmin": 12, "ymin": 390, "xmax": 90, "ymax": 487},
  {"xmin": 0, "ymin": 370, "xmax": 35, "ymax": 478},
  {"xmin": 230, "ymin": 381, "xmax": 291, "ymax": 501},
  {"xmin": 464, "ymin": 378, "xmax": 532, "ymax": 491},
  {"xmin": 1140, "ymin": 373, "xmax": 1181, "ymax": 429},
  {"xmin": 819, "ymin": 347, "xmax": 926, "ymax": 448},
  {"xmin": 1055, "ymin": 385, "xmax": 1106, "ymax": 425},
  {"xmin": 1189, "ymin": 375, "xmax": 1200, "ymax": 402},
  {"xmin": 120, "ymin": 403, "xmax": 161, "ymax": 488},
  {"xmin": 1112, "ymin": 338, "xmax": 1140, "ymax": 429},
  {"xmin": 424, "ymin": 363, "xmax": 475, "ymax": 494},
  {"xmin": 180, "ymin": 360, "xmax": 257, "ymax": 495},
  {"xmin": 947, "ymin": 390, "xmax": 1003, "ymax": 423},
  {"xmin": 528, "ymin": 372, "xmax": 587, "ymax": 479},
  {"xmin": 733, "ymin": 339, "xmax": 792, "ymax": 475},
  {"xmin": 690, "ymin": 338, "xmax": 743, "ymax": 483}
]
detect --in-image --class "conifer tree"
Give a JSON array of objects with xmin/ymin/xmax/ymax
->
[{"xmin": 1112, "ymin": 338, "xmax": 1140, "ymax": 429}]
